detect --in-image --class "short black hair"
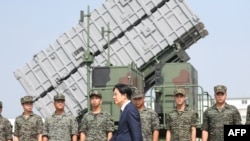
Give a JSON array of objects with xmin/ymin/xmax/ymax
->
[{"xmin": 113, "ymin": 83, "xmax": 132, "ymax": 100}]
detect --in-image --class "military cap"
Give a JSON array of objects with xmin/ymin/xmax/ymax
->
[
  {"xmin": 174, "ymin": 88, "xmax": 186, "ymax": 96},
  {"xmin": 132, "ymin": 89, "xmax": 144, "ymax": 99},
  {"xmin": 54, "ymin": 93, "xmax": 65, "ymax": 101},
  {"xmin": 214, "ymin": 85, "xmax": 227, "ymax": 94},
  {"xmin": 21, "ymin": 96, "xmax": 34, "ymax": 104},
  {"xmin": 89, "ymin": 90, "xmax": 102, "ymax": 98},
  {"xmin": 0, "ymin": 101, "xmax": 2, "ymax": 108}
]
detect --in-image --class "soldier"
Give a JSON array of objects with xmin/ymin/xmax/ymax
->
[
  {"xmin": 79, "ymin": 90, "xmax": 114, "ymax": 141},
  {"xmin": 165, "ymin": 88, "xmax": 197, "ymax": 141},
  {"xmin": 42, "ymin": 93, "xmax": 78, "ymax": 141},
  {"xmin": 0, "ymin": 101, "xmax": 13, "ymax": 141},
  {"xmin": 245, "ymin": 104, "xmax": 250, "ymax": 125},
  {"xmin": 132, "ymin": 88, "xmax": 160, "ymax": 141},
  {"xmin": 14, "ymin": 96, "xmax": 43, "ymax": 141},
  {"xmin": 202, "ymin": 85, "xmax": 242, "ymax": 141}
]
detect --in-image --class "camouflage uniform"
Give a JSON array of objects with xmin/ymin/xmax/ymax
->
[
  {"xmin": 43, "ymin": 112, "xmax": 78, "ymax": 141},
  {"xmin": 202, "ymin": 103, "xmax": 242, "ymax": 141},
  {"xmin": 79, "ymin": 110, "xmax": 114, "ymax": 141},
  {"xmin": 132, "ymin": 88, "xmax": 160, "ymax": 141},
  {"xmin": 245, "ymin": 104, "xmax": 250, "ymax": 125},
  {"xmin": 14, "ymin": 112, "xmax": 43, "ymax": 141},
  {"xmin": 166, "ymin": 107, "xmax": 197, "ymax": 141},
  {"xmin": 139, "ymin": 107, "xmax": 160, "ymax": 141},
  {"xmin": 14, "ymin": 96, "xmax": 43, "ymax": 141},
  {"xmin": 0, "ymin": 115, "xmax": 13, "ymax": 140},
  {"xmin": 0, "ymin": 101, "xmax": 13, "ymax": 141}
]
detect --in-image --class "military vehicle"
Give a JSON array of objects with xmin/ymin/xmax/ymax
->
[{"xmin": 14, "ymin": 0, "xmax": 214, "ymax": 140}]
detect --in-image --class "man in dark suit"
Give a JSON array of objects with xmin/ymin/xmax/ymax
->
[{"xmin": 110, "ymin": 83, "xmax": 143, "ymax": 141}]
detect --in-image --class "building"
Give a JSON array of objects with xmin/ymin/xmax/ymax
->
[
  {"xmin": 226, "ymin": 97, "xmax": 250, "ymax": 124},
  {"xmin": 196, "ymin": 94, "xmax": 250, "ymax": 125}
]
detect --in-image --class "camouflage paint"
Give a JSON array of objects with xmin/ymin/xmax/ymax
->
[
  {"xmin": 150, "ymin": 62, "xmax": 203, "ymax": 140},
  {"xmin": 152, "ymin": 63, "xmax": 198, "ymax": 116},
  {"xmin": 89, "ymin": 62, "xmax": 213, "ymax": 140},
  {"xmin": 90, "ymin": 63, "xmax": 144, "ymax": 123}
]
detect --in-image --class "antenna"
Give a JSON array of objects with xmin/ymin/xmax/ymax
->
[
  {"xmin": 79, "ymin": 6, "xmax": 94, "ymax": 109},
  {"xmin": 101, "ymin": 22, "xmax": 112, "ymax": 66},
  {"xmin": 79, "ymin": 10, "xmax": 84, "ymax": 23}
]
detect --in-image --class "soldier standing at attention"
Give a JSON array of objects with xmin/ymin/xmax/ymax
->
[
  {"xmin": 79, "ymin": 90, "xmax": 114, "ymax": 141},
  {"xmin": 0, "ymin": 101, "xmax": 13, "ymax": 141},
  {"xmin": 14, "ymin": 96, "xmax": 43, "ymax": 141},
  {"xmin": 202, "ymin": 85, "xmax": 242, "ymax": 141},
  {"xmin": 132, "ymin": 88, "xmax": 160, "ymax": 141},
  {"xmin": 42, "ymin": 94, "xmax": 78, "ymax": 141},
  {"xmin": 165, "ymin": 88, "xmax": 197, "ymax": 141},
  {"xmin": 245, "ymin": 104, "xmax": 250, "ymax": 125}
]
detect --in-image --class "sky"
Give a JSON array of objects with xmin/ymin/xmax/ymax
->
[{"xmin": 0, "ymin": 0, "xmax": 250, "ymax": 119}]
